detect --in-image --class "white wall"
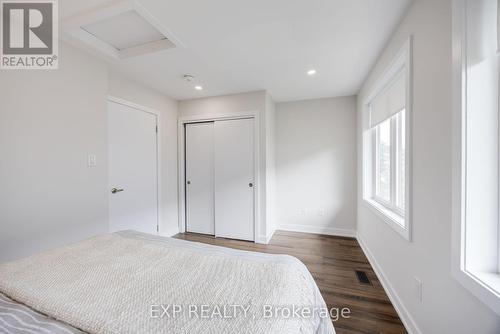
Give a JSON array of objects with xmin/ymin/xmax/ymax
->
[
  {"xmin": 265, "ymin": 92, "xmax": 277, "ymax": 239},
  {"xmin": 356, "ymin": 1, "xmax": 500, "ymax": 333},
  {"xmin": 178, "ymin": 91, "xmax": 274, "ymax": 242},
  {"xmin": 178, "ymin": 91, "xmax": 266, "ymax": 118},
  {"xmin": 0, "ymin": 43, "xmax": 109, "ymax": 262},
  {"xmin": 275, "ymin": 97, "xmax": 357, "ymax": 236},
  {"xmin": 108, "ymin": 72, "xmax": 179, "ymax": 236},
  {"xmin": 0, "ymin": 43, "xmax": 180, "ymax": 262}
]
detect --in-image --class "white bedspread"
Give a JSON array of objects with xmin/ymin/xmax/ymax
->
[{"xmin": 0, "ymin": 231, "xmax": 335, "ymax": 334}]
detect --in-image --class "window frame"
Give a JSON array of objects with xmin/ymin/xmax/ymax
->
[
  {"xmin": 451, "ymin": 0, "xmax": 500, "ymax": 316},
  {"xmin": 362, "ymin": 37, "xmax": 412, "ymax": 241}
]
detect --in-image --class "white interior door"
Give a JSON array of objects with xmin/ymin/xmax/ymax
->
[
  {"xmin": 214, "ymin": 118, "xmax": 255, "ymax": 241},
  {"xmin": 108, "ymin": 100, "xmax": 158, "ymax": 234},
  {"xmin": 185, "ymin": 122, "xmax": 215, "ymax": 235}
]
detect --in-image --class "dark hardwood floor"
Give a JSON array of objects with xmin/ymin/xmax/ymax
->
[{"xmin": 174, "ymin": 230, "xmax": 407, "ymax": 334}]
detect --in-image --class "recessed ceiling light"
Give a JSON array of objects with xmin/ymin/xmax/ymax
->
[
  {"xmin": 195, "ymin": 85, "xmax": 203, "ymax": 90},
  {"xmin": 307, "ymin": 69, "xmax": 317, "ymax": 76}
]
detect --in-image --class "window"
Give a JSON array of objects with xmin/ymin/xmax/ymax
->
[
  {"xmin": 451, "ymin": 0, "xmax": 500, "ymax": 316},
  {"xmin": 362, "ymin": 38, "xmax": 411, "ymax": 240},
  {"xmin": 397, "ymin": 110, "xmax": 405, "ymax": 211},
  {"xmin": 373, "ymin": 110, "xmax": 405, "ymax": 217},
  {"xmin": 375, "ymin": 117, "xmax": 391, "ymax": 203}
]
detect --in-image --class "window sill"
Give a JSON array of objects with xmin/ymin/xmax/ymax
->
[
  {"xmin": 452, "ymin": 268, "xmax": 500, "ymax": 317},
  {"xmin": 363, "ymin": 198, "xmax": 410, "ymax": 241},
  {"xmin": 472, "ymin": 272, "xmax": 500, "ymax": 295}
]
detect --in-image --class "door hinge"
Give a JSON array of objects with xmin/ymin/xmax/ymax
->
[
  {"xmin": 155, "ymin": 125, "xmax": 158, "ymax": 133},
  {"xmin": 157, "ymin": 225, "xmax": 159, "ymax": 233}
]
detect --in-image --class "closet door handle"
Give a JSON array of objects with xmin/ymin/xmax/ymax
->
[
  {"xmin": 248, "ymin": 183, "xmax": 253, "ymax": 188},
  {"xmin": 111, "ymin": 188, "xmax": 124, "ymax": 194},
  {"xmin": 187, "ymin": 180, "xmax": 191, "ymax": 185}
]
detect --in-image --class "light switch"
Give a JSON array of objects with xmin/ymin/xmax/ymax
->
[{"xmin": 88, "ymin": 154, "xmax": 97, "ymax": 167}]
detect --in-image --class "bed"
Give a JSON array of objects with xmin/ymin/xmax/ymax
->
[{"xmin": 0, "ymin": 231, "xmax": 335, "ymax": 334}]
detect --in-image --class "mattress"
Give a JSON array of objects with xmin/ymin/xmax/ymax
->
[{"xmin": 0, "ymin": 231, "xmax": 335, "ymax": 334}]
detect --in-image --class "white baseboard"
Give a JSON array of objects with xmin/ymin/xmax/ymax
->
[
  {"xmin": 357, "ymin": 234, "xmax": 422, "ymax": 334},
  {"xmin": 278, "ymin": 224, "xmax": 356, "ymax": 238},
  {"xmin": 255, "ymin": 229, "xmax": 275, "ymax": 244},
  {"xmin": 255, "ymin": 235, "xmax": 271, "ymax": 244}
]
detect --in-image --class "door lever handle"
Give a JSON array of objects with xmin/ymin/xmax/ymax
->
[{"xmin": 111, "ymin": 188, "xmax": 124, "ymax": 194}]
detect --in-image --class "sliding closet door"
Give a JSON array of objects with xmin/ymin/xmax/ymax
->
[
  {"xmin": 214, "ymin": 118, "xmax": 255, "ymax": 241},
  {"xmin": 185, "ymin": 122, "xmax": 215, "ymax": 235}
]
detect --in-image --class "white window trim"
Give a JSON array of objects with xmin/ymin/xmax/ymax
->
[
  {"xmin": 451, "ymin": 0, "xmax": 500, "ymax": 316},
  {"xmin": 362, "ymin": 37, "xmax": 413, "ymax": 242}
]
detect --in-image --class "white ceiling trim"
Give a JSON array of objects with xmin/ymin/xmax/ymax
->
[{"xmin": 61, "ymin": 0, "xmax": 185, "ymax": 60}]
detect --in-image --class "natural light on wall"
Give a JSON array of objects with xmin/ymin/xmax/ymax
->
[
  {"xmin": 452, "ymin": 0, "xmax": 500, "ymax": 316},
  {"xmin": 362, "ymin": 38, "xmax": 412, "ymax": 241}
]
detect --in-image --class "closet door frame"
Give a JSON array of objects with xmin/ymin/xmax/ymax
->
[{"xmin": 177, "ymin": 111, "xmax": 261, "ymax": 243}]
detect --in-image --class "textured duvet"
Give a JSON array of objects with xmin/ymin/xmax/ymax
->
[{"xmin": 0, "ymin": 231, "xmax": 335, "ymax": 334}]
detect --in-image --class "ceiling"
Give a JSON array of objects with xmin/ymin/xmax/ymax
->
[{"xmin": 60, "ymin": 0, "xmax": 412, "ymax": 102}]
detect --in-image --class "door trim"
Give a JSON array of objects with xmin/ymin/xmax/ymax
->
[
  {"xmin": 107, "ymin": 95, "xmax": 161, "ymax": 235},
  {"xmin": 178, "ymin": 111, "xmax": 261, "ymax": 243}
]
